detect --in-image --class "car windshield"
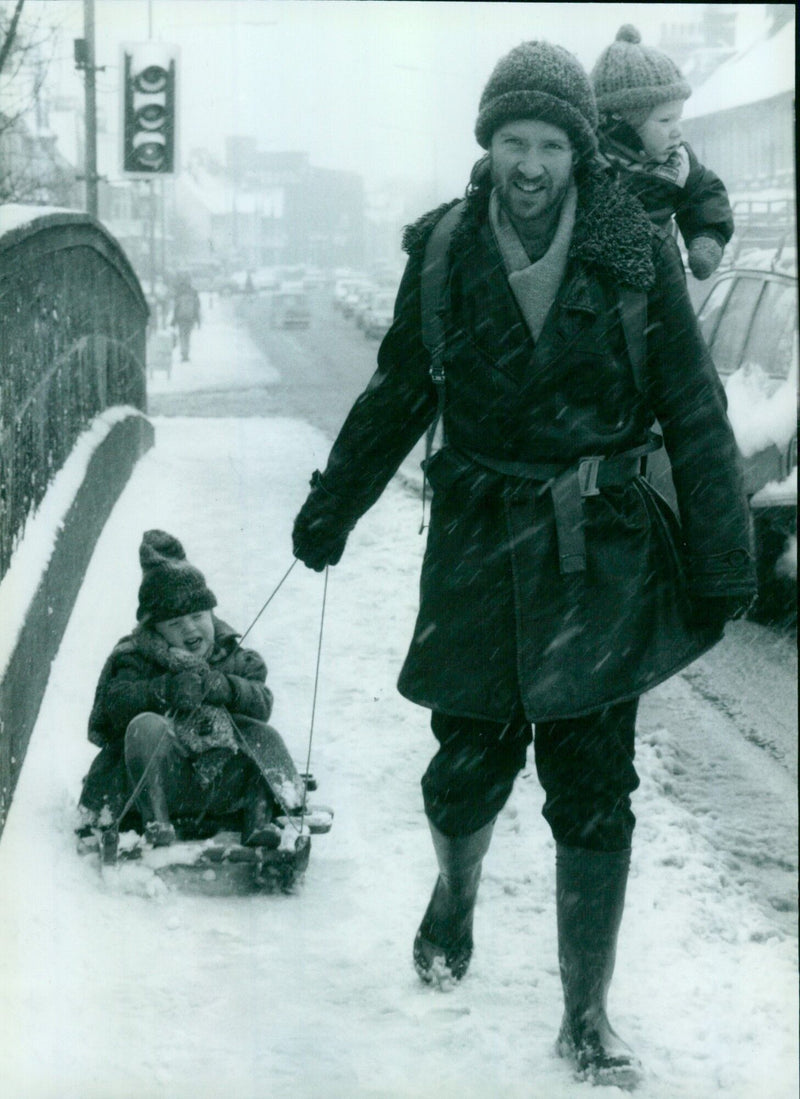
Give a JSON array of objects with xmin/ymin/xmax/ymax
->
[
  {"xmin": 702, "ymin": 276, "xmax": 763, "ymax": 374},
  {"xmin": 740, "ymin": 280, "xmax": 797, "ymax": 381}
]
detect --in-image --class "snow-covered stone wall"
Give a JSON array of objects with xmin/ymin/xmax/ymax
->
[{"xmin": 0, "ymin": 411, "xmax": 154, "ymax": 834}]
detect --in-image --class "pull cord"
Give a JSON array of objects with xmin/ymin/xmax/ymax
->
[{"xmin": 300, "ymin": 564, "xmax": 329, "ymax": 826}]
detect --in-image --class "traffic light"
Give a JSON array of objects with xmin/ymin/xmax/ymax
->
[{"xmin": 121, "ymin": 43, "xmax": 178, "ymax": 176}]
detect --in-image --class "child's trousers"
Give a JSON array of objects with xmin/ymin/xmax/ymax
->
[{"xmin": 124, "ymin": 712, "xmax": 257, "ymax": 827}]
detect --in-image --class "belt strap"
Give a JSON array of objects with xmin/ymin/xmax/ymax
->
[{"xmin": 466, "ymin": 433, "xmax": 663, "ymax": 574}]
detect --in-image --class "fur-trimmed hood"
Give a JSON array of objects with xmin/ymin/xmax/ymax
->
[{"xmin": 402, "ymin": 161, "xmax": 657, "ymax": 291}]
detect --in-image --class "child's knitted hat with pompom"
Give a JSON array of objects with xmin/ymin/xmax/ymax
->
[
  {"xmin": 591, "ymin": 25, "xmax": 691, "ymax": 123},
  {"xmin": 136, "ymin": 529, "xmax": 216, "ymax": 624}
]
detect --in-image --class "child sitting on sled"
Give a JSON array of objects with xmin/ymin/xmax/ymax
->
[{"xmin": 78, "ymin": 529, "xmax": 306, "ymax": 848}]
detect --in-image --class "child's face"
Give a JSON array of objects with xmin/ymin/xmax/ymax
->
[
  {"xmin": 636, "ymin": 100, "xmax": 684, "ymax": 163},
  {"xmin": 154, "ymin": 610, "xmax": 215, "ymax": 658}
]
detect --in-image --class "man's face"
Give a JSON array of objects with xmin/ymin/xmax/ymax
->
[
  {"xmin": 636, "ymin": 100, "xmax": 683, "ymax": 163},
  {"xmin": 154, "ymin": 609, "xmax": 215, "ymax": 659},
  {"xmin": 489, "ymin": 119, "xmax": 575, "ymax": 227}
]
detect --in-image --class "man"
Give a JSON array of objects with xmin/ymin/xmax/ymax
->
[
  {"xmin": 171, "ymin": 274, "xmax": 202, "ymax": 362},
  {"xmin": 292, "ymin": 42, "xmax": 755, "ymax": 1089}
]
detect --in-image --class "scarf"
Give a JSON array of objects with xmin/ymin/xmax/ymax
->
[
  {"xmin": 600, "ymin": 135, "xmax": 691, "ymax": 189},
  {"xmin": 489, "ymin": 180, "xmax": 577, "ymax": 341}
]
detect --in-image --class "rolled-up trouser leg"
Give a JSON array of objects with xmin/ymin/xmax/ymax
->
[
  {"xmin": 421, "ymin": 710, "xmax": 532, "ymax": 836},
  {"xmin": 415, "ymin": 710, "xmax": 529, "ymax": 984},
  {"xmin": 533, "ymin": 699, "xmax": 640, "ymax": 852}
]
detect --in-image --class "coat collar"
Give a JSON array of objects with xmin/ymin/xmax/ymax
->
[{"xmin": 405, "ymin": 163, "xmax": 657, "ymax": 293}]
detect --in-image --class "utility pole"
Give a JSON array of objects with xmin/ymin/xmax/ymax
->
[
  {"xmin": 147, "ymin": 0, "xmax": 156, "ymax": 295},
  {"xmin": 74, "ymin": 0, "xmax": 100, "ymax": 217},
  {"xmin": 82, "ymin": 0, "xmax": 98, "ymax": 217}
]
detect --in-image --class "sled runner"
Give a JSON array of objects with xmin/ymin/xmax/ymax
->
[{"xmin": 76, "ymin": 773, "xmax": 333, "ymax": 896}]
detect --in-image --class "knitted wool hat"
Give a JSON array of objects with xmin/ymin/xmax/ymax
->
[
  {"xmin": 136, "ymin": 529, "xmax": 217, "ymax": 624},
  {"xmin": 591, "ymin": 26, "xmax": 691, "ymax": 119},
  {"xmin": 475, "ymin": 41, "xmax": 599, "ymax": 161}
]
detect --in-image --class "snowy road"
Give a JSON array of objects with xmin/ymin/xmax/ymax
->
[{"xmin": 0, "ymin": 300, "xmax": 796, "ymax": 1099}]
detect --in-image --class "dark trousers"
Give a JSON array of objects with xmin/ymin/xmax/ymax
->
[{"xmin": 421, "ymin": 699, "xmax": 639, "ymax": 852}]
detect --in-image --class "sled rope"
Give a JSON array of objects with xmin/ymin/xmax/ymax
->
[
  {"xmin": 111, "ymin": 559, "xmax": 301, "ymax": 833},
  {"xmin": 235, "ymin": 557, "xmax": 299, "ymax": 648},
  {"xmin": 301, "ymin": 564, "xmax": 329, "ymax": 823},
  {"xmin": 267, "ymin": 562, "xmax": 329, "ymax": 835}
]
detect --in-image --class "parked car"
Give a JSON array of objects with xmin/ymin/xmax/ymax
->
[
  {"xmin": 648, "ymin": 257, "xmax": 797, "ymax": 622},
  {"xmin": 341, "ymin": 283, "xmax": 372, "ymax": 320},
  {"xmin": 353, "ymin": 285, "xmax": 380, "ymax": 329},
  {"xmin": 333, "ymin": 275, "xmax": 367, "ymax": 311},
  {"xmin": 362, "ymin": 290, "xmax": 396, "ymax": 340},
  {"xmin": 270, "ymin": 285, "xmax": 311, "ymax": 329},
  {"xmin": 251, "ymin": 267, "xmax": 280, "ymax": 292}
]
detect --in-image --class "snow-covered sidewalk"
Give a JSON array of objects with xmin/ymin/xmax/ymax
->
[{"xmin": 0, "ymin": 305, "xmax": 796, "ymax": 1099}]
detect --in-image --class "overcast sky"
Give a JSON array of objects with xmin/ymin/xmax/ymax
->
[{"xmin": 29, "ymin": 1, "xmax": 779, "ymax": 194}]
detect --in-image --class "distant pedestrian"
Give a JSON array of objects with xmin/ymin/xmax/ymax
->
[
  {"xmin": 171, "ymin": 274, "xmax": 202, "ymax": 361},
  {"xmin": 592, "ymin": 25, "xmax": 735, "ymax": 279},
  {"xmin": 291, "ymin": 38, "xmax": 755, "ymax": 1089}
]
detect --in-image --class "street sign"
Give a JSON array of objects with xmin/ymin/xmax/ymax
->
[{"xmin": 120, "ymin": 42, "xmax": 178, "ymax": 177}]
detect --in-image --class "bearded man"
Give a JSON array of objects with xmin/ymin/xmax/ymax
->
[{"xmin": 292, "ymin": 41, "xmax": 755, "ymax": 1088}]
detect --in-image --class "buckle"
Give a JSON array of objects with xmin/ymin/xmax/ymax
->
[{"xmin": 577, "ymin": 455, "xmax": 603, "ymax": 496}]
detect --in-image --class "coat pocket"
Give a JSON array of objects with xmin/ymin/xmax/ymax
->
[{"xmin": 631, "ymin": 476, "xmax": 690, "ymax": 590}]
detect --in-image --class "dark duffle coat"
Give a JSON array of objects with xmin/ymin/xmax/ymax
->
[
  {"xmin": 79, "ymin": 616, "xmax": 276, "ymax": 826},
  {"xmin": 314, "ymin": 168, "xmax": 755, "ymax": 723}
]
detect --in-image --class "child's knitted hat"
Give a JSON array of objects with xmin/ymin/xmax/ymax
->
[
  {"xmin": 136, "ymin": 529, "xmax": 216, "ymax": 624},
  {"xmin": 475, "ymin": 41, "xmax": 599, "ymax": 161},
  {"xmin": 591, "ymin": 26, "xmax": 691, "ymax": 121}
]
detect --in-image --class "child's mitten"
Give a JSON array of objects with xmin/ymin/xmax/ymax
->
[
  {"xmin": 687, "ymin": 235, "xmax": 723, "ymax": 280},
  {"xmin": 166, "ymin": 671, "xmax": 204, "ymax": 712}
]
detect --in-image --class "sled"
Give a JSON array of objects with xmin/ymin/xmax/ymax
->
[{"xmin": 76, "ymin": 773, "xmax": 333, "ymax": 897}]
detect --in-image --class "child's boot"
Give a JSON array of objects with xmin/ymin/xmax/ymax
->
[{"xmin": 242, "ymin": 781, "xmax": 281, "ymax": 848}]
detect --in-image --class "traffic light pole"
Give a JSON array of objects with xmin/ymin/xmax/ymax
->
[
  {"xmin": 83, "ymin": 0, "xmax": 98, "ymax": 218},
  {"xmin": 149, "ymin": 180, "xmax": 157, "ymax": 296}
]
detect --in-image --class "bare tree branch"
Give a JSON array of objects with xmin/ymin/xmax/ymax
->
[{"xmin": 0, "ymin": 0, "xmax": 26, "ymax": 78}]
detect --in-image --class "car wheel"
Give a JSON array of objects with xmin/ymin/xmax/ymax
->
[{"xmin": 748, "ymin": 508, "xmax": 797, "ymax": 627}]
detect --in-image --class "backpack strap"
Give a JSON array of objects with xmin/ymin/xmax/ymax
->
[
  {"xmin": 617, "ymin": 286, "xmax": 648, "ymax": 395},
  {"xmin": 418, "ymin": 201, "xmax": 464, "ymax": 527}
]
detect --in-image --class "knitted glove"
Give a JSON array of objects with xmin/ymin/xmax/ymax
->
[
  {"xmin": 200, "ymin": 668, "xmax": 233, "ymax": 707},
  {"xmin": 292, "ymin": 471, "xmax": 356, "ymax": 572},
  {"xmin": 689, "ymin": 593, "xmax": 753, "ymax": 633},
  {"xmin": 687, "ymin": 235, "xmax": 724, "ymax": 280},
  {"xmin": 166, "ymin": 671, "xmax": 204, "ymax": 712}
]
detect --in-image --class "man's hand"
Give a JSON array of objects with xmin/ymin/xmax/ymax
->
[{"xmin": 292, "ymin": 471, "xmax": 355, "ymax": 572}]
